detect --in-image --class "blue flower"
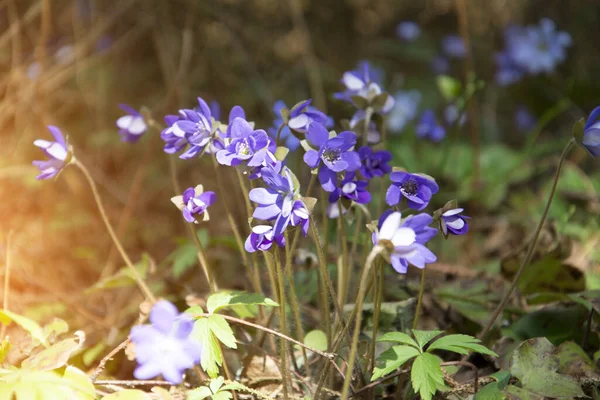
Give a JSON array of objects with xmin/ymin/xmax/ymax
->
[
  {"xmin": 444, "ymin": 104, "xmax": 466, "ymax": 127},
  {"xmin": 494, "ymin": 51, "xmax": 525, "ymax": 86},
  {"xmin": 581, "ymin": 106, "xmax": 600, "ymax": 158},
  {"xmin": 326, "ymin": 172, "xmax": 371, "ymax": 218},
  {"xmin": 416, "ymin": 110, "xmax": 446, "ymax": 142},
  {"xmin": 116, "ymin": 104, "xmax": 147, "ymax": 143},
  {"xmin": 171, "ymin": 185, "xmax": 217, "ymax": 223},
  {"xmin": 440, "ymin": 208, "xmax": 470, "ymax": 236},
  {"xmin": 357, "ymin": 146, "xmax": 392, "ymax": 180},
  {"xmin": 441, "ymin": 35, "xmax": 467, "ymax": 59},
  {"xmin": 249, "ymin": 165, "xmax": 310, "ymax": 237},
  {"xmin": 431, "ymin": 55, "xmax": 450, "ymax": 75},
  {"xmin": 374, "ymin": 211, "xmax": 437, "ymax": 274},
  {"xmin": 268, "ymin": 100, "xmax": 331, "ymax": 151},
  {"xmin": 33, "ymin": 126, "xmax": 71, "ymax": 180},
  {"xmin": 396, "ymin": 21, "xmax": 421, "ymax": 41},
  {"xmin": 515, "ymin": 105, "xmax": 537, "ymax": 132},
  {"xmin": 268, "ymin": 101, "xmax": 299, "ymax": 151},
  {"xmin": 334, "ymin": 61, "xmax": 393, "ymax": 113},
  {"xmin": 130, "ymin": 301, "xmax": 201, "ymax": 384},
  {"xmin": 386, "ymin": 90, "xmax": 421, "ymax": 133},
  {"xmin": 386, "ymin": 171, "xmax": 439, "ymax": 211},
  {"xmin": 216, "ymin": 117, "xmax": 271, "ymax": 167},
  {"xmin": 244, "ymin": 225, "xmax": 286, "ymax": 253}
]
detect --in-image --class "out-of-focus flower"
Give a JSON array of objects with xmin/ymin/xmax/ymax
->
[
  {"xmin": 171, "ymin": 185, "xmax": 216, "ymax": 223},
  {"xmin": 443, "ymin": 104, "xmax": 466, "ymax": 127},
  {"xmin": 431, "ymin": 55, "xmax": 450, "ymax": 75},
  {"xmin": 386, "ymin": 90, "xmax": 421, "ymax": 133},
  {"xmin": 494, "ymin": 51, "xmax": 525, "ymax": 85},
  {"xmin": 33, "ymin": 126, "xmax": 71, "ymax": 180},
  {"xmin": 55, "ymin": 45, "xmax": 75, "ymax": 65},
  {"xmin": 268, "ymin": 100, "xmax": 331, "ymax": 151},
  {"xmin": 386, "ymin": 171, "xmax": 439, "ymax": 211},
  {"xmin": 374, "ymin": 211, "xmax": 437, "ymax": 273},
  {"xmin": 130, "ymin": 301, "xmax": 201, "ymax": 384},
  {"xmin": 116, "ymin": 104, "xmax": 147, "ymax": 143},
  {"xmin": 334, "ymin": 61, "xmax": 393, "ymax": 114},
  {"xmin": 216, "ymin": 117, "xmax": 271, "ymax": 167},
  {"xmin": 515, "ymin": 105, "xmax": 537, "ymax": 132},
  {"xmin": 268, "ymin": 101, "xmax": 300, "ymax": 151},
  {"xmin": 326, "ymin": 172, "xmax": 371, "ymax": 218},
  {"xmin": 396, "ymin": 21, "xmax": 421, "ymax": 41},
  {"xmin": 244, "ymin": 225, "xmax": 286, "ymax": 253},
  {"xmin": 581, "ymin": 106, "xmax": 600, "ymax": 157},
  {"xmin": 358, "ymin": 146, "xmax": 392, "ymax": 179},
  {"xmin": 416, "ymin": 110, "xmax": 446, "ymax": 142},
  {"xmin": 441, "ymin": 35, "xmax": 467, "ymax": 59},
  {"xmin": 440, "ymin": 208, "xmax": 470, "ymax": 236},
  {"xmin": 249, "ymin": 165, "xmax": 310, "ymax": 236}
]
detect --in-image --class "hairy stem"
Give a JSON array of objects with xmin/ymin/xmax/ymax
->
[
  {"xmin": 186, "ymin": 223, "xmax": 217, "ymax": 293},
  {"xmin": 412, "ymin": 267, "xmax": 427, "ymax": 329},
  {"xmin": 367, "ymin": 261, "xmax": 384, "ymax": 378},
  {"xmin": 478, "ymin": 138, "xmax": 575, "ymax": 339},
  {"xmin": 274, "ymin": 250, "xmax": 291, "ymax": 399},
  {"xmin": 75, "ymin": 161, "xmax": 155, "ymax": 303}
]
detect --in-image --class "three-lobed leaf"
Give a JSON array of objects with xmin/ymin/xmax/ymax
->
[
  {"xmin": 207, "ymin": 315, "xmax": 237, "ymax": 349},
  {"xmin": 191, "ymin": 318, "xmax": 225, "ymax": 378},
  {"xmin": 427, "ymin": 334, "xmax": 498, "ymax": 357},
  {"xmin": 372, "ymin": 345, "xmax": 420, "ymax": 381},
  {"xmin": 410, "ymin": 353, "xmax": 446, "ymax": 400}
]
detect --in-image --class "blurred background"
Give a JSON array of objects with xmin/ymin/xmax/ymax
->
[{"xmin": 1, "ymin": 0, "xmax": 599, "ymax": 371}]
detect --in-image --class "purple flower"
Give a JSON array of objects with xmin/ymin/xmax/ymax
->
[
  {"xmin": 249, "ymin": 165, "xmax": 310, "ymax": 237},
  {"xmin": 494, "ymin": 51, "xmax": 525, "ymax": 86},
  {"xmin": 444, "ymin": 104, "xmax": 466, "ymax": 127},
  {"xmin": 171, "ymin": 185, "xmax": 216, "ymax": 223},
  {"xmin": 386, "ymin": 171, "xmax": 439, "ymax": 211},
  {"xmin": 116, "ymin": 104, "xmax": 147, "ymax": 143},
  {"xmin": 349, "ymin": 111, "xmax": 383, "ymax": 143},
  {"xmin": 374, "ymin": 211, "xmax": 437, "ymax": 274},
  {"xmin": 130, "ymin": 301, "xmax": 201, "ymax": 384},
  {"xmin": 161, "ymin": 97, "xmax": 216, "ymax": 159},
  {"xmin": 326, "ymin": 172, "xmax": 371, "ymax": 218},
  {"xmin": 358, "ymin": 146, "xmax": 392, "ymax": 180},
  {"xmin": 416, "ymin": 110, "xmax": 446, "ymax": 142},
  {"xmin": 304, "ymin": 123, "xmax": 361, "ymax": 173},
  {"xmin": 396, "ymin": 21, "xmax": 421, "ymax": 42},
  {"xmin": 441, "ymin": 35, "xmax": 467, "ymax": 59},
  {"xmin": 431, "ymin": 55, "xmax": 450, "ymax": 75},
  {"xmin": 387, "ymin": 90, "xmax": 421, "ymax": 133},
  {"xmin": 244, "ymin": 225, "xmax": 286, "ymax": 253},
  {"xmin": 216, "ymin": 117, "xmax": 271, "ymax": 167},
  {"xmin": 440, "ymin": 208, "xmax": 470, "ymax": 236},
  {"xmin": 334, "ymin": 61, "xmax": 393, "ymax": 113},
  {"xmin": 515, "ymin": 105, "xmax": 537, "ymax": 132},
  {"xmin": 32, "ymin": 125, "xmax": 70, "ymax": 180},
  {"xmin": 268, "ymin": 101, "xmax": 300, "ymax": 151},
  {"xmin": 287, "ymin": 99, "xmax": 330, "ymax": 133},
  {"xmin": 581, "ymin": 106, "xmax": 600, "ymax": 158}
]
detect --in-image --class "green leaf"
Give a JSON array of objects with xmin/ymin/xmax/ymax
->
[
  {"xmin": 427, "ymin": 334, "xmax": 497, "ymax": 357},
  {"xmin": 102, "ymin": 389, "xmax": 151, "ymax": 399},
  {"xmin": 304, "ymin": 330, "xmax": 328, "ymax": 352},
  {"xmin": 509, "ymin": 337, "xmax": 586, "ymax": 399},
  {"xmin": 378, "ymin": 332, "xmax": 419, "ymax": 349},
  {"xmin": 410, "ymin": 353, "xmax": 445, "ymax": 400},
  {"xmin": 207, "ymin": 315, "xmax": 237, "ymax": 349},
  {"xmin": 436, "ymin": 75, "xmax": 461, "ymax": 101},
  {"xmin": 85, "ymin": 253, "xmax": 150, "ymax": 294},
  {"xmin": 191, "ymin": 318, "xmax": 223, "ymax": 378},
  {"xmin": 411, "ymin": 330, "xmax": 443, "ymax": 349},
  {"xmin": 0, "ymin": 309, "xmax": 49, "ymax": 347},
  {"xmin": 211, "ymin": 392, "xmax": 233, "ymax": 400},
  {"xmin": 21, "ymin": 332, "xmax": 84, "ymax": 371},
  {"xmin": 371, "ymin": 345, "xmax": 420, "ymax": 381},
  {"xmin": 0, "ymin": 338, "xmax": 11, "ymax": 364},
  {"xmin": 168, "ymin": 242, "xmax": 198, "ymax": 278},
  {"xmin": 186, "ymin": 386, "xmax": 212, "ymax": 400},
  {"xmin": 503, "ymin": 385, "xmax": 543, "ymax": 400},
  {"xmin": 474, "ymin": 382, "xmax": 506, "ymax": 400},
  {"xmin": 206, "ymin": 291, "xmax": 278, "ymax": 314},
  {"xmin": 220, "ymin": 382, "xmax": 246, "ymax": 391},
  {"xmin": 0, "ymin": 366, "xmax": 95, "ymax": 399},
  {"xmin": 209, "ymin": 377, "xmax": 225, "ymax": 394}
]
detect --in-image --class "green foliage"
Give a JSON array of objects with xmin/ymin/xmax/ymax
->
[
  {"xmin": 164, "ymin": 230, "xmax": 209, "ymax": 278},
  {"xmin": 206, "ymin": 291, "xmax": 278, "ymax": 314},
  {"xmin": 187, "ymin": 377, "xmax": 250, "ymax": 400},
  {"xmin": 21, "ymin": 333, "xmax": 84, "ymax": 371},
  {"xmin": 373, "ymin": 330, "xmax": 496, "ymax": 399},
  {"xmin": 303, "ymin": 330, "xmax": 328, "ymax": 352},
  {"xmin": 436, "ymin": 75, "xmax": 462, "ymax": 101},
  {"xmin": 0, "ymin": 309, "xmax": 49, "ymax": 347},
  {"xmin": 85, "ymin": 253, "xmax": 151, "ymax": 294},
  {"xmin": 191, "ymin": 316, "xmax": 236, "ymax": 378}
]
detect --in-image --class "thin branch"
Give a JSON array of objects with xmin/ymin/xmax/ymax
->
[
  {"xmin": 351, "ymin": 368, "xmax": 410, "ymax": 397},
  {"xmin": 442, "ymin": 361, "xmax": 479, "ymax": 393},
  {"xmin": 91, "ymin": 338, "xmax": 130, "ymax": 382}
]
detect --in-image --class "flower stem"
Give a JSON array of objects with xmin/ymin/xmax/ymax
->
[
  {"xmin": 412, "ymin": 267, "xmax": 427, "ymax": 330},
  {"xmin": 362, "ymin": 107, "xmax": 374, "ymax": 147},
  {"xmin": 75, "ymin": 160, "xmax": 155, "ymax": 303},
  {"xmin": 341, "ymin": 246, "xmax": 382, "ymax": 399},
  {"xmin": 275, "ymin": 122, "xmax": 286, "ymax": 146},
  {"xmin": 478, "ymin": 138, "xmax": 575, "ymax": 340},
  {"xmin": 337, "ymin": 200, "xmax": 350, "ymax": 306},
  {"xmin": 274, "ymin": 249, "xmax": 291, "ymax": 399},
  {"xmin": 186, "ymin": 223, "xmax": 218, "ymax": 293},
  {"xmin": 367, "ymin": 260, "xmax": 384, "ymax": 377},
  {"xmin": 309, "ymin": 218, "xmax": 332, "ymax": 350}
]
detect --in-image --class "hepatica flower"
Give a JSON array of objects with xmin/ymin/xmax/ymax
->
[
  {"xmin": 268, "ymin": 100, "xmax": 331, "ymax": 151},
  {"xmin": 440, "ymin": 208, "xmax": 470, "ymax": 236},
  {"xmin": 249, "ymin": 165, "xmax": 310, "ymax": 237},
  {"xmin": 515, "ymin": 105, "xmax": 537, "ymax": 132},
  {"xmin": 116, "ymin": 104, "xmax": 147, "ymax": 143},
  {"xmin": 386, "ymin": 90, "xmax": 421, "ymax": 133},
  {"xmin": 268, "ymin": 101, "xmax": 300, "ymax": 151},
  {"xmin": 217, "ymin": 117, "xmax": 271, "ymax": 167},
  {"xmin": 386, "ymin": 171, "xmax": 439, "ymax": 211},
  {"xmin": 444, "ymin": 104, "xmax": 466, "ymax": 127},
  {"xmin": 396, "ymin": 21, "xmax": 421, "ymax": 42},
  {"xmin": 130, "ymin": 301, "xmax": 201, "ymax": 384},
  {"xmin": 303, "ymin": 123, "xmax": 361, "ymax": 191},
  {"xmin": 580, "ymin": 106, "xmax": 600, "ymax": 158},
  {"xmin": 441, "ymin": 35, "xmax": 467, "ymax": 59},
  {"xmin": 33, "ymin": 125, "xmax": 71, "ymax": 180},
  {"xmin": 416, "ymin": 110, "xmax": 446, "ymax": 142},
  {"xmin": 431, "ymin": 55, "xmax": 450, "ymax": 75},
  {"xmin": 358, "ymin": 146, "xmax": 392, "ymax": 180},
  {"xmin": 374, "ymin": 211, "xmax": 437, "ymax": 274},
  {"xmin": 244, "ymin": 225, "xmax": 286, "ymax": 253},
  {"xmin": 326, "ymin": 172, "xmax": 371, "ymax": 218},
  {"xmin": 334, "ymin": 61, "xmax": 393, "ymax": 114},
  {"xmin": 171, "ymin": 185, "xmax": 216, "ymax": 223}
]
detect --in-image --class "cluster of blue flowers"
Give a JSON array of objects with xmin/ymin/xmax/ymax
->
[{"xmin": 495, "ymin": 18, "xmax": 572, "ymax": 85}]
